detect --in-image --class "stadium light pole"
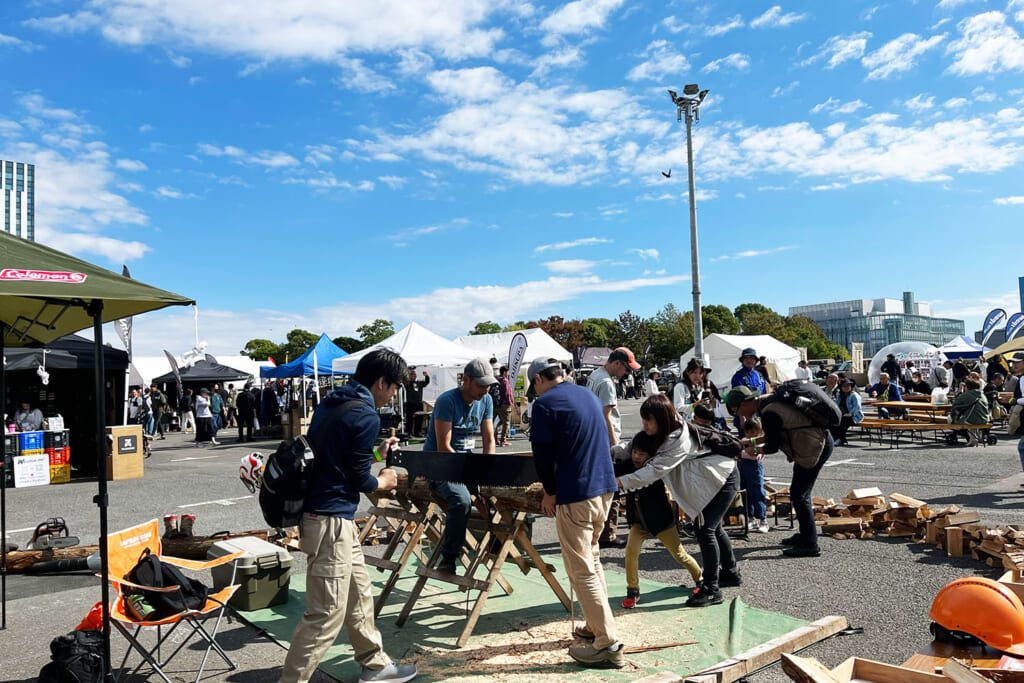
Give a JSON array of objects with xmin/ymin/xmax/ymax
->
[{"xmin": 668, "ymin": 85, "xmax": 710, "ymax": 360}]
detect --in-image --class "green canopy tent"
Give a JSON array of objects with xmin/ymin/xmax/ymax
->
[{"xmin": 0, "ymin": 230, "xmax": 194, "ymax": 679}]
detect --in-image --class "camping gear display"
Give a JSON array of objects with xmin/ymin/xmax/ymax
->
[
  {"xmin": 207, "ymin": 536, "xmax": 292, "ymax": 610},
  {"xmin": 388, "ymin": 450, "xmax": 539, "ymax": 487},
  {"xmin": 125, "ymin": 547, "xmax": 209, "ymax": 619}
]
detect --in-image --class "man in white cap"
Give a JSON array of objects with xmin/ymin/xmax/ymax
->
[
  {"xmin": 423, "ymin": 358, "xmax": 497, "ymax": 575},
  {"xmin": 527, "ymin": 357, "xmax": 624, "ymax": 669}
]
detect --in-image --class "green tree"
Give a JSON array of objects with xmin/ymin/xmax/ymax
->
[
  {"xmin": 580, "ymin": 317, "xmax": 618, "ymax": 348},
  {"xmin": 616, "ymin": 310, "xmax": 651, "ymax": 357},
  {"xmin": 784, "ymin": 315, "xmax": 849, "ymax": 360},
  {"xmin": 281, "ymin": 329, "xmax": 319, "ymax": 362},
  {"xmin": 356, "ymin": 319, "xmax": 395, "ymax": 345},
  {"xmin": 702, "ymin": 304, "xmax": 741, "ymax": 335},
  {"xmin": 332, "ymin": 336, "xmax": 365, "ymax": 353},
  {"xmin": 242, "ymin": 338, "xmax": 282, "ymax": 361},
  {"xmin": 469, "ymin": 321, "xmax": 501, "ymax": 335},
  {"xmin": 501, "ymin": 321, "xmax": 528, "ymax": 332},
  {"xmin": 650, "ymin": 304, "xmax": 693, "ymax": 364},
  {"xmin": 527, "ymin": 316, "xmax": 583, "ymax": 351},
  {"xmin": 733, "ymin": 303, "xmax": 774, "ymax": 331},
  {"xmin": 741, "ymin": 310, "xmax": 789, "ymax": 339}
]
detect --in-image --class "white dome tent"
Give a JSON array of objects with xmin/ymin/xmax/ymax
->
[{"xmin": 680, "ymin": 334, "xmax": 802, "ymax": 392}]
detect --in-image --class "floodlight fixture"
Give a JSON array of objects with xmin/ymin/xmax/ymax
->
[{"xmin": 683, "ymin": 83, "xmax": 699, "ymax": 95}]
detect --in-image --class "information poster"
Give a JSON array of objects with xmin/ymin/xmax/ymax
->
[{"xmin": 14, "ymin": 453, "xmax": 50, "ymax": 488}]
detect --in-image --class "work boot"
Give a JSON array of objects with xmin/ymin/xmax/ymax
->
[
  {"xmin": 436, "ymin": 555, "xmax": 458, "ymax": 576},
  {"xmin": 686, "ymin": 584, "xmax": 724, "ymax": 608},
  {"xmin": 780, "ymin": 533, "xmax": 802, "ymax": 546},
  {"xmin": 598, "ymin": 537, "xmax": 627, "ymax": 550},
  {"xmin": 568, "ymin": 642, "xmax": 626, "ymax": 669},
  {"xmin": 179, "ymin": 514, "xmax": 195, "ymax": 537},
  {"xmin": 359, "ymin": 660, "xmax": 417, "ymax": 683},
  {"xmin": 782, "ymin": 545, "xmax": 821, "ymax": 558},
  {"xmin": 573, "ymin": 624, "xmax": 595, "ymax": 640},
  {"xmin": 718, "ymin": 567, "xmax": 742, "ymax": 588},
  {"xmin": 163, "ymin": 514, "xmax": 179, "ymax": 537}
]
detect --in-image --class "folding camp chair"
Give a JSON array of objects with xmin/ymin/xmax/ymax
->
[{"xmin": 104, "ymin": 519, "xmax": 245, "ymax": 683}]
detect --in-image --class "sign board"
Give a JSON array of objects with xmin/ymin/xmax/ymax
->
[
  {"xmin": 117, "ymin": 433, "xmax": 138, "ymax": 455},
  {"xmin": 14, "ymin": 453, "xmax": 50, "ymax": 488}
]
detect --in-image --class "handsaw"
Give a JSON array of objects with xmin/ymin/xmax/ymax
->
[{"xmin": 387, "ymin": 449, "xmax": 539, "ymax": 488}]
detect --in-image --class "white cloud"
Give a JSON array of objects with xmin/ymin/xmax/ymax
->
[
  {"xmin": 0, "ymin": 32, "xmax": 40, "ymax": 51},
  {"xmin": 947, "ymin": 11, "xmax": 1024, "ymax": 75},
  {"xmin": 810, "ymin": 182, "xmax": 847, "ymax": 191},
  {"xmin": 198, "ymin": 143, "xmax": 299, "ymax": 167},
  {"xmin": 811, "ymin": 97, "xmax": 868, "ymax": 115},
  {"xmin": 750, "ymin": 6, "xmax": 809, "ymax": 29},
  {"xmin": 28, "ymin": 1, "xmax": 505, "ymax": 61},
  {"xmin": 629, "ymin": 248, "xmax": 659, "ymax": 260},
  {"xmin": 862, "ymin": 33, "xmax": 945, "ymax": 79},
  {"xmin": 771, "ymin": 82, "xmax": 799, "ymax": 98},
  {"xmin": 944, "ymin": 97, "xmax": 969, "ymax": 108},
  {"xmin": 154, "ymin": 185, "xmax": 197, "ymax": 199},
  {"xmin": 937, "ymin": 0, "xmax": 983, "ymax": 8},
  {"xmin": 707, "ymin": 15, "xmax": 744, "ymax": 36},
  {"xmin": 18, "ymin": 94, "xmax": 77, "ymax": 120},
  {"xmin": 801, "ymin": 32, "xmax": 872, "ymax": 68},
  {"xmin": 704, "ymin": 52, "xmax": 750, "ymax": 72},
  {"xmin": 661, "ymin": 16, "xmax": 688, "ymax": 34},
  {"xmin": 115, "ymin": 158, "xmax": 148, "ymax": 171},
  {"xmin": 117, "ymin": 182, "xmax": 144, "ymax": 192},
  {"xmin": 994, "ymin": 196, "xmax": 1024, "ymax": 204},
  {"xmin": 40, "ymin": 229, "xmax": 150, "ymax": 262},
  {"xmin": 336, "ymin": 57, "xmax": 394, "ymax": 93},
  {"xmin": 377, "ymin": 175, "xmax": 407, "ymax": 189},
  {"xmin": 540, "ymin": 0, "xmax": 625, "ymax": 39},
  {"xmin": 283, "ymin": 173, "xmax": 375, "ymax": 192},
  {"xmin": 904, "ymin": 94, "xmax": 936, "ymax": 112},
  {"xmin": 168, "ymin": 52, "xmax": 191, "ymax": 68},
  {"xmin": 427, "ymin": 66, "xmax": 513, "ymax": 101},
  {"xmin": 709, "ymin": 245, "xmax": 796, "ymax": 262},
  {"xmin": 139, "ymin": 124, "xmax": 153, "ymax": 133},
  {"xmin": 535, "ymin": 237, "xmax": 610, "ymax": 252},
  {"xmin": 304, "ymin": 144, "xmax": 336, "ymax": 166},
  {"xmin": 543, "ymin": 259, "xmax": 599, "ymax": 274},
  {"xmin": 553, "ymin": 212, "xmax": 574, "ymax": 218},
  {"xmin": 627, "ymin": 41, "xmax": 689, "ymax": 81}
]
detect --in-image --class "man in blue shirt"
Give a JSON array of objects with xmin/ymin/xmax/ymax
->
[
  {"xmin": 282, "ymin": 349, "xmax": 417, "ymax": 683},
  {"xmin": 528, "ymin": 357, "xmax": 624, "ymax": 670},
  {"xmin": 865, "ymin": 372, "xmax": 905, "ymax": 418},
  {"xmin": 424, "ymin": 358, "xmax": 497, "ymax": 575}
]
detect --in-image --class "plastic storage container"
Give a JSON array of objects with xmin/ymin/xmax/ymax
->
[
  {"xmin": 19, "ymin": 431, "xmax": 44, "ymax": 452},
  {"xmin": 207, "ymin": 536, "xmax": 292, "ymax": 610}
]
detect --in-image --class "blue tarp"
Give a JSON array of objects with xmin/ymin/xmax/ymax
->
[
  {"xmin": 937, "ymin": 335, "xmax": 990, "ymax": 360},
  {"xmin": 260, "ymin": 333, "xmax": 347, "ymax": 378}
]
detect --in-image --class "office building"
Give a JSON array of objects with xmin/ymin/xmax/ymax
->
[
  {"xmin": 2, "ymin": 159, "xmax": 35, "ymax": 241},
  {"xmin": 789, "ymin": 291, "xmax": 964, "ymax": 357}
]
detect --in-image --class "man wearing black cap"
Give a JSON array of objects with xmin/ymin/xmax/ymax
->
[
  {"xmin": 881, "ymin": 354, "xmax": 901, "ymax": 388},
  {"xmin": 424, "ymin": 358, "xmax": 497, "ymax": 575},
  {"xmin": 527, "ymin": 357, "xmax": 623, "ymax": 669},
  {"xmin": 727, "ymin": 385, "xmax": 832, "ymax": 557}
]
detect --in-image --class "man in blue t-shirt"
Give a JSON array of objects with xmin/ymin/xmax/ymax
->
[
  {"xmin": 424, "ymin": 358, "xmax": 497, "ymax": 575},
  {"xmin": 528, "ymin": 357, "xmax": 623, "ymax": 670}
]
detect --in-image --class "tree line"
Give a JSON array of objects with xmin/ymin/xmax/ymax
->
[{"xmin": 241, "ymin": 305, "xmax": 847, "ymax": 366}]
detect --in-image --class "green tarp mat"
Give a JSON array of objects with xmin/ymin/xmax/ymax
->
[{"xmin": 243, "ymin": 554, "xmax": 808, "ymax": 682}]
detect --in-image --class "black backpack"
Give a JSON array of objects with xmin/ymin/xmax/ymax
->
[
  {"xmin": 126, "ymin": 547, "xmax": 208, "ymax": 619},
  {"xmin": 38, "ymin": 630, "xmax": 104, "ymax": 683},
  {"xmin": 487, "ymin": 381, "xmax": 502, "ymax": 408},
  {"xmin": 258, "ymin": 400, "xmax": 365, "ymax": 528},
  {"xmin": 762, "ymin": 379, "xmax": 842, "ymax": 428}
]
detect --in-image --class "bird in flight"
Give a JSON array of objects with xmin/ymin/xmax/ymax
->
[{"xmin": 661, "ymin": 169, "xmax": 672, "ymax": 178}]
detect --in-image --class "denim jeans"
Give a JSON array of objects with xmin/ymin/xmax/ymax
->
[
  {"xmin": 738, "ymin": 459, "xmax": 766, "ymax": 520},
  {"xmin": 1018, "ymin": 436, "xmax": 1024, "ymax": 473},
  {"xmin": 428, "ymin": 480, "xmax": 472, "ymax": 560},
  {"xmin": 694, "ymin": 468, "xmax": 739, "ymax": 590},
  {"xmin": 791, "ymin": 431, "xmax": 834, "ymax": 548}
]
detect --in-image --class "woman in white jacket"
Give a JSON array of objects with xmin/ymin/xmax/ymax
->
[{"xmin": 613, "ymin": 394, "xmax": 741, "ymax": 608}]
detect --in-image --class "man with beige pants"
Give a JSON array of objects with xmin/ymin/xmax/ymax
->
[
  {"xmin": 527, "ymin": 357, "xmax": 624, "ymax": 669},
  {"xmin": 281, "ymin": 349, "xmax": 417, "ymax": 683}
]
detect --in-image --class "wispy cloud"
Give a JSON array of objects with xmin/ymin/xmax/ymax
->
[
  {"xmin": 0, "ymin": 32, "xmax": 41, "ymax": 51},
  {"xmin": 535, "ymin": 237, "xmax": 611, "ymax": 253},
  {"xmin": 947, "ymin": 11, "xmax": 1024, "ymax": 76},
  {"xmin": 115, "ymin": 158, "xmax": 148, "ymax": 172},
  {"xmin": 750, "ymin": 6, "xmax": 809, "ymax": 29},
  {"xmin": 710, "ymin": 246, "xmax": 796, "ymax": 262},
  {"xmin": 543, "ymin": 259, "xmax": 600, "ymax": 274},
  {"xmin": 994, "ymin": 196, "xmax": 1024, "ymax": 205},
  {"xmin": 198, "ymin": 143, "xmax": 299, "ymax": 167},
  {"xmin": 554, "ymin": 212, "xmax": 574, "ymax": 218},
  {"xmin": 801, "ymin": 32, "xmax": 872, "ymax": 69},
  {"xmin": 811, "ymin": 97, "xmax": 868, "ymax": 115},
  {"xmin": 154, "ymin": 185, "xmax": 198, "ymax": 199},
  {"xmin": 708, "ymin": 15, "xmax": 744, "ymax": 36},
  {"xmin": 862, "ymin": 33, "xmax": 944, "ymax": 79},
  {"xmin": 704, "ymin": 53, "xmax": 750, "ymax": 73},
  {"xmin": 627, "ymin": 40, "xmax": 689, "ymax": 81},
  {"xmin": 629, "ymin": 248, "xmax": 659, "ymax": 260}
]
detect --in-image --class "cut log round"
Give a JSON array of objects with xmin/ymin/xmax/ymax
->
[{"xmin": 4, "ymin": 545, "xmax": 98, "ymax": 573}]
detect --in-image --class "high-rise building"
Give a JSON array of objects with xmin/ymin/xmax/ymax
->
[
  {"xmin": 789, "ymin": 291, "xmax": 964, "ymax": 357},
  {"xmin": 2, "ymin": 159, "xmax": 35, "ymax": 241}
]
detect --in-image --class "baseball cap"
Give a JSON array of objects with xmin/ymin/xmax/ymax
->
[
  {"xmin": 610, "ymin": 347, "xmax": 641, "ymax": 370},
  {"xmin": 527, "ymin": 357, "xmax": 561, "ymax": 383},
  {"xmin": 1010, "ymin": 352, "xmax": 1024, "ymax": 363},
  {"xmin": 725, "ymin": 385, "xmax": 761, "ymax": 414},
  {"xmin": 739, "ymin": 347, "xmax": 757, "ymax": 360},
  {"xmin": 464, "ymin": 358, "xmax": 498, "ymax": 386}
]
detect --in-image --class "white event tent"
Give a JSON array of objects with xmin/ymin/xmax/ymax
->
[
  {"xmin": 680, "ymin": 334, "xmax": 801, "ymax": 391},
  {"xmin": 332, "ymin": 322, "xmax": 486, "ymax": 400},
  {"xmin": 452, "ymin": 328, "xmax": 572, "ymax": 367}
]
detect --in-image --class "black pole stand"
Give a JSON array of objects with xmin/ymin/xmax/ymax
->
[
  {"xmin": 1, "ymin": 322, "xmax": 6, "ymax": 631},
  {"xmin": 88, "ymin": 301, "xmax": 114, "ymax": 682}
]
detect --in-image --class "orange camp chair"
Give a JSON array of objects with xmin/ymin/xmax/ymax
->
[{"xmin": 104, "ymin": 519, "xmax": 245, "ymax": 683}]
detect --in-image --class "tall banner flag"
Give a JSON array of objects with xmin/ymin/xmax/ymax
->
[
  {"xmin": 115, "ymin": 265, "xmax": 133, "ymax": 357},
  {"xmin": 507, "ymin": 332, "xmax": 528, "ymax": 382},
  {"xmin": 1007, "ymin": 312, "xmax": 1024, "ymax": 342},
  {"xmin": 642, "ymin": 340, "xmax": 653, "ymax": 366},
  {"xmin": 982, "ymin": 308, "xmax": 1008, "ymax": 346},
  {"xmin": 163, "ymin": 350, "xmax": 184, "ymax": 401}
]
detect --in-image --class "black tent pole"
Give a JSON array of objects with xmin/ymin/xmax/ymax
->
[
  {"xmin": 89, "ymin": 301, "xmax": 113, "ymax": 681},
  {"xmin": 1, "ymin": 322, "xmax": 7, "ymax": 631}
]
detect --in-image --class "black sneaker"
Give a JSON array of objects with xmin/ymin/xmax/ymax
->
[
  {"xmin": 598, "ymin": 537, "xmax": 627, "ymax": 549},
  {"xmin": 780, "ymin": 533, "xmax": 802, "ymax": 546},
  {"xmin": 686, "ymin": 584, "xmax": 724, "ymax": 608},
  {"xmin": 436, "ymin": 555, "xmax": 458, "ymax": 575},
  {"xmin": 782, "ymin": 545, "xmax": 821, "ymax": 558},
  {"xmin": 718, "ymin": 568, "xmax": 742, "ymax": 588}
]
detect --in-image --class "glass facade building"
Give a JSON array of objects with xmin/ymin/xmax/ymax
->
[
  {"xmin": 790, "ymin": 292, "xmax": 965, "ymax": 357},
  {"xmin": 2, "ymin": 159, "xmax": 35, "ymax": 241}
]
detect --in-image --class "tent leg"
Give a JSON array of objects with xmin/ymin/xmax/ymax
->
[
  {"xmin": 89, "ymin": 301, "xmax": 114, "ymax": 682},
  {"xmin": 1, "ymin": 322, "xmax": 6, "ymax": 631}
]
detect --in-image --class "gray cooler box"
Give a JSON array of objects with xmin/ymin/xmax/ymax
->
[{"xmin": 208, "ymin": 536, "xmax": 293, "ymax": 610}]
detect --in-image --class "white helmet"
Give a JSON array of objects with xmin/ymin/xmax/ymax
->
[{"xmin": 239, "ymin": 452, "xmax": 265, "ymax": 493}]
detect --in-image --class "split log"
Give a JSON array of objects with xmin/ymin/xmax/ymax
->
[
  {"xmin": 3, "ymin": 545, "xmax": 98, "ymax": 573},
  {"xmin": 384, "ymin": 474, "xmax": 548, "ymax": 515},
  {"xmin": 161, "ymin": 529, "xmax": 276, "ymax": 560}
]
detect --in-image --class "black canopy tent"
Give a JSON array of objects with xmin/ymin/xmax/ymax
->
[
  {"xmin": 0, "ymin": 231, "xmax": 194, "ymax": 680},
  {"xmin": 151, "ymin": 357, "xmax": 250, "ymax": 387}
]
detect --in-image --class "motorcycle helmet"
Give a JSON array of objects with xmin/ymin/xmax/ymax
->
[
  {"xmin": 929, "ymin": 577, "xmax": 1024, "ymax": 655},
  {"xmin": 239, "ymin": 452, "xmax": 265, "ymax": 493}
]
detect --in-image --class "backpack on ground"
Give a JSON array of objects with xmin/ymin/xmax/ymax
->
[
  {"xmin": 126, "ymin": 547, "xmax": 208, "ymax": 619},
  {"xmin": 762, "ymin": 379, "xmax": 841, "ymax": 428},
  {"xmin": 258, "ymin": 399, "xmax": 366, "ymax": 528},
  {"xmin": 38, "ymin": 630, "xmax": 104, "ymax": 683}
]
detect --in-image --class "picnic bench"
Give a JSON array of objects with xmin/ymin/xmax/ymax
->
[{"xmin": 855, "ymin": 418, "xmax": 995, "ymax": 449}]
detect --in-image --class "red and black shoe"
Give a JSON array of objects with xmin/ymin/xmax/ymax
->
[{"xmin": 622, "ymin": 588, "xmax": 640, "ymax": 609}]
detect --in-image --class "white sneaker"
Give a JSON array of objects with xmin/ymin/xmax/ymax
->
[{"xmin": 750, "ymin": 519, "xmax": 770, "ymax": 533}]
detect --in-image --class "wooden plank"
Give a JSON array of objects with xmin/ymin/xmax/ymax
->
[
  {"xmin": 683, "ymin": 615, "xmax": 848, "ymax": 683},
  {"xmin": 946, "ymin": 511, "xmax": 981, "ymax": 527},
  {"xmin": 632, "ymin": 672, "xmax": 685, "ymax": 683},
  {"xmin": 890, "ymin": 493, "xmax": 928, "ymax": 508},
  {"xmin": 780, "ymin": 654, "xmax": 841, "ymax": 683},
  {"xmin": 943, "ymin": 659, "xmax": 990, "ymax": 683},
  {"xmin": 850, "ymin": 487, "xmax": 884, "ymax": 499},
  {"xmin": 833, "ymin": 657, "xmax": 948, "ymax": 682},
  {"xmin": 947, "ymin": 527, "xmax": 964, "ymax": 558}
]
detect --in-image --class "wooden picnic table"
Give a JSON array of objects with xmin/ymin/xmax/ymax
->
[{"xmin": 872, "ymin": 400, "xmax": 951, "ymax": 422}]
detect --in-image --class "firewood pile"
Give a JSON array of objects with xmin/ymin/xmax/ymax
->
[{"xmin": 768, "ymin": 487, "xmax": 1024, "ymax": 577}]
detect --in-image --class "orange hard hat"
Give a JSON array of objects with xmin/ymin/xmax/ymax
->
[{"xmin": 930, "ymin": 577, "xmax": 1024, "ymax": 655}]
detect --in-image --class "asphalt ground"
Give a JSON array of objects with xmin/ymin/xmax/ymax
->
[{"xmin": 1, "ymin": 399, "xmax": 1022, "ymax": 682}]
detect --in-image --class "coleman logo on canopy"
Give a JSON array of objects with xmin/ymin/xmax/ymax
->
[{"xmin": 0, "ymin": 269, "xmax": 87, "ymax": 283}]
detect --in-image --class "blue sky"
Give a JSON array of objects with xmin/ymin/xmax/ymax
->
[{"xmin": 3, "ymin": 0, "xmax": 1024, "ymax": 357}]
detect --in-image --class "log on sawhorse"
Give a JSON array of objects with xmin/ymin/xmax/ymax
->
[
  {"xmin": 394, "ymin": 494, "xmax": 570, "ymax": 648},
  {"xmin": 629, "ymin": 615, "xmax": 848, "ymax": 683}
]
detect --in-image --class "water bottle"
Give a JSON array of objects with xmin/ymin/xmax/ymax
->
[{"xmin": 510, "ymin": 427, "xmax": 516, "ymax": 437}]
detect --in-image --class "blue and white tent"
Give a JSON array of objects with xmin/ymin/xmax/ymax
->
[
  {"xmin": 937, "ymin": 335, "xmax": 990, "ymax": 360},
  {"xmin": 260, "ymin": 333, "xmax": 347, "ymax": 378}
]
